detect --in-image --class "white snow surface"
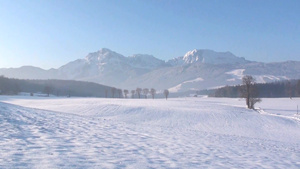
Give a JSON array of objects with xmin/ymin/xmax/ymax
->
[
  {"xmin": 225, "ymin": 69, "xmax": 245, "ymax": 80},
  {"xmin": 0, "ymin": 96, "xmax": 299, "ymax": 168},
  {"xmin": 168, "ymin": 77, "xmax": 204, "ymax": 93}
]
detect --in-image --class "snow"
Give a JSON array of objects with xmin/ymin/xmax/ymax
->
[
  {"xmin": 168, "ymin": 84, "xmax": 183, "ymax": 93},
  {"xmin": 226, "ymin": 69, "xmax": 245, "ymax": 80},
  {"xmin": 225, "ymin": 69, "xmax": 290, "ymax": 84},
  {"xmin": 256, "ymin": 98, "xmax": 300, "ymax": 118},
  {"xmin": 179, "ymin": 49, "xmax": 247, "ymax": 65},
  {"xmin": 0, "ymin": 96, "xmax": 299, "ymax": 168},
  {"xmin": 168, "ymin": 77, "xmax": 204, "ymax": 93},
  {"xmin": 254, "ymin": 75, "xmax": 290, "ymax": 83}
]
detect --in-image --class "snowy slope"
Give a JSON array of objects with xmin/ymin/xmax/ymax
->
[
  {"xmin": 122, "ymin": 63, "xmax": 239, "ymax": 92},
  {"xmin": 0, "ymin": 96, "xmax": 299, "ymax": 168},
  {"xmin": 168, "ymin": 77, "xmax": 204, "ymax": 93}
]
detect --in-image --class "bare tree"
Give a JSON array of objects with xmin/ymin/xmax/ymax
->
[
  {"xmin": 123, "ymin": 89, "xmax": 129, "ymax": 98},
  {"xmin": 131, "ymin": 90, "xmax": 135, "ymax": 98},
  {"xmin": 143, "ymin": 88, "xmax": 149, "ymax": 99},
  {"xmin": 117, "ymin": 89, "xmax": 122, "ymax": 98},
  {"xmin": 136, "ymin": 88, "xmax": 142, "ymax": 99},
  {"xmin": 241, "ymin": 75, "xmax": 261, "ymax": 109},
  {"xmin": 164, "ymin": 89, "xmax": 169, "ymax": 100},
  {"xmin": 150, "ymin": 88, "xmax": 156, "ymax": 99},
  {"xmin": 111, "ymin": 87, "xmax": 116, "ymax": 98},
  {"xmin": 249, "ymin": 98, "xmax": 261, "ymax": 109}
]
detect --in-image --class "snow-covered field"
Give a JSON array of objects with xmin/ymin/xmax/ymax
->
[{"xmin": 0, "ymin": 96, "xmax": 299, "ymax": 168}]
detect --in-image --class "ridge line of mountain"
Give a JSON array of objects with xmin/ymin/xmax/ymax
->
[{"xmin": 1, "ymin": 48, "xmax": 300, "ymax": 94}]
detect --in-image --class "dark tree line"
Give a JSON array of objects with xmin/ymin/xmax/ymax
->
[
  {"xmin": 209, "ymin": 79, "xmax": 300, "ymax": 98},
  {"xmin": 0, "ymin": 76, "xmax": 114, "ymax": 97},
  {"xmin": 0, "ymin": 76, "xmax": 170, "ymax": 99},
  {"xmin": 0, "ymin": 76, "xmax": 20, "ymax": 95}
]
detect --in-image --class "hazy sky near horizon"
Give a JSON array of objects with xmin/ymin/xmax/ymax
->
[{"xmin": 0, "ymin": 0, "xmax": 299, "ymax": 69}]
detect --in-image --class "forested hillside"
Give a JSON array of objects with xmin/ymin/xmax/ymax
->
[
  {"xmin": 205, "ymin": 79, "xmax": 300, "ymax": 98},
  {"xmin": 0, "ymin": 76, "xmax": 115, "ymax": 97}
]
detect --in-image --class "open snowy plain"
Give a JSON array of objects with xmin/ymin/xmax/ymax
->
[{"xmin": 0, "ymin": 96, "xmax": 299, "ymax": 168}]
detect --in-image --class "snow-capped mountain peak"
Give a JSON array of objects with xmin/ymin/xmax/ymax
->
[
  {"xmin": 85, "ymin": 48, "xmax": 125, "ymax": 63},
  {"xmin": 183, "ymin": 49, "xmax": 247, "ymax": 65},
  {"xmin": 183, "ymin": 49, "xmax": 205, "ymax": 64},
  {"xmin": 168, "ymin": 49, "xmax": 248, "ymax": 66}
]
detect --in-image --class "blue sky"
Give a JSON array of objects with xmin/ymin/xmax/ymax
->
[{"xmin": 0, "ymin": 0, "xmax": 299, "ymax": 69}]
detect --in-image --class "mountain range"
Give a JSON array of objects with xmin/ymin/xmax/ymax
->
[{"xmin": 1, "ymin": 48, "xmax": 300, "ymax": 93}]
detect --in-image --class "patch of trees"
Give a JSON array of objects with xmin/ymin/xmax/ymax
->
[
  {"xmin": 120, "ymin": 87, "xmax": 165, "ymax": 99},
  {"xmin": 209, "ymin": 79, "xmax": 300, "ymax": 98},
  {"xmin": 0, "ymin": 76, "xmax": 114, "ymax": 97},
  {"xmin": 136, "ymin": 88, "xmax": 142, "ymax": 98},
  {"xmin": 0, "ymin": 76, "xmax": 169, "ymax": 99},
  {"xmin": 123, "ymin": 89, "xmax": 129, "ymax": 98},
  {"xmin": 131, "ymin": 90, "xmax": 135, "ymax": 98},
  {"xmin": 0, "ymin": 76, "xmax": 20, "ymax": 95},
  {"xmin": 143, "ymin": 88, "xmax": 149, "ymax": 99},
  {"xmin": 150, "ymin": 88, "xmax": 156, "ymax": 99}
]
